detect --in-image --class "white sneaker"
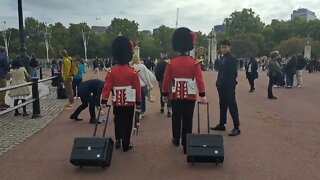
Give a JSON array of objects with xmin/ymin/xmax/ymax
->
[
  {"xmin": 273, "ymin": 85, "xmax": 279, "ymax": 88},
  {"xmin": 297, "ymin": 85, "xmax": 302, "ymax": 88}
]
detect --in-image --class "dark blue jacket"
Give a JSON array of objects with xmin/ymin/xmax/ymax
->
[
  {"xmin": 155, "ymin": 57, "xmax": 168, "ymax": 82},
  {"xmin": 78, "ymin": 79, "xmax": 104, "ymax": 107},
  {"xmin": 216, "ymin": 53, "xmax": 238, "ymax": 89},
  {"xmin": 0, "ymin": 53, "xmax": 10, "ymax": 79}
]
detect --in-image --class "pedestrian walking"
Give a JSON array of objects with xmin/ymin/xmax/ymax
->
[
  {"xmin": 245, "ymin": 56, "xmax": 258, "ymax": 92},
  {"xmin": 162, "ymin": 27, "xmax": 207, "ymax": 154},
  {"xmin": 9, "ymin": 59, "xmax": 31, "ymax": 116},
  {"xmin": 101, "ymin": 36, "xmax": 141, "ymax": 152}
]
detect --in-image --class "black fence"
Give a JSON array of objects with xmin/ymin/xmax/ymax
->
[{"xmin": 0, "ymin": 68, "xmax": 58, "ymax": 118}]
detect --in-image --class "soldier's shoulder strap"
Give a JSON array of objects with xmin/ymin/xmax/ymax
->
[
  {"xmin": 195, "ymin": 59, "xmax": 203, "ymax": 64},
  {"xmin": 104, "ymin": 67, "xmax": 112, "ymax": 73}
]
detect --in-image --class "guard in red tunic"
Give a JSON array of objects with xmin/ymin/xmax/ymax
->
[
  {"xmin": 162, "ymin": 27, "xmax": 208, "ymax": 154},
  {"xmin": 101, "ymin": 36, "xmax": 141, "ymax": 152}
]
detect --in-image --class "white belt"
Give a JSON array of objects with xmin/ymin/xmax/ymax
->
[
  {"xmin": 113, "ymin": 86, "xmax": 131, "ymax": 90},
  {"xmin": 174, "ymin": 78, "xmax": 192, "ymax": 82},
  {"xmin": 112, "ymin": 86, "xmax": 136, "ymax": 103}
]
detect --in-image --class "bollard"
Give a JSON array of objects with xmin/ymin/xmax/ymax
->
[
  {"xmin": 31, "ymin": 78, "xmax": 41, "ymax": 119},
  {"xmin": 39, "ymin": 67, "xmax": 43, "ymax": 79},
  {"xmin": 51, "ymin": 67, "xmax": 54, "ymax": 77}
]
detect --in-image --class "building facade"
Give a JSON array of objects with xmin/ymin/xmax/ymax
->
[{"xmin": 291, "ymin": 8, "xmax": 317, "ymax": 21}]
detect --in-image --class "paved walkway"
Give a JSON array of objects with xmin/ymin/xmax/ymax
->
[{"xmin": 0, "ymin": 70, "xmax": 320, "ymax": 180}]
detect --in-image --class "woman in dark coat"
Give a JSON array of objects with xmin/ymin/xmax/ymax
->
[
  {"xmin": 284, "ymin": 56, "xmax": 297, "ymax": 88},
  {"xmin": 245, "ymin": 57, "xmax": 258, "ymax": 92}
]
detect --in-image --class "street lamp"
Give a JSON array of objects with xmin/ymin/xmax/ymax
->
[
  {"xmin": 18, "ymin": 0, "xmax": 26, "ymax": 55},
  {"xmin": 82, "ymin": 22, "xmax": 90, "ymax": 62},
  {"xmin": 2, "ymin": 21, "xmax": 11, "ymax": 59},
  {"xmin": 43, "ymin": 23, "xmax": 52, "ymax": 63}
]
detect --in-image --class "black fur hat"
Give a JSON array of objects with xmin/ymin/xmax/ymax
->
[
  {"xmin": 172, "ymin": 27, "xmax": 195, "ymax": 53},
  {"xmin": 112, "ymin": 36, "xmax": 133, "ymax": 65}
]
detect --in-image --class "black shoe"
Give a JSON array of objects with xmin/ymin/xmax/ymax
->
[
  {"xmin": 115, "ymin": 140, "xmax": 121, "ymax": 149},
  {"xmin": 172, "ymin": 138, "xmax": 180, "ymax": 147},
  {"xmin": 23, "ymin": 112, "xmax": 29, "ymax": 117},
  {"xmin": 160, "ymin": 108, "xmax": 164, "ymax": 113},
  {"xmin": 123, "ymin": 144, "xmax": 133, "ymax": 152},
  {"xmin": 167, "ymin": 111, "xmax": 172, "ymax": 117},
  {"xmin": 70, "ymin": 114, "xmax": 83, "ymax": 121},
  {"xmin": 14, "ymin": 112, "xmax": 22, "ymax": 116},
  {"xmin": 89, "ymin": 118, "xmax": 101, "ymax": 124},
  {"xmin": 210, "ymin": 124, "xmax": 226, "ymax": 131},
  {"xmin": 268, "ymin": 96, "xmax": 277, "ymax": 100},
  {"xmin": 229, "ymin": 128, "xmax": 241, "ymax": 136}
]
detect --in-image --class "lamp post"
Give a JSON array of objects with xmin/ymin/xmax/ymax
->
[
  {"xmin": 44, "ymin": 23, "xmax": 51, "ymax": 63},
  {"xmin": 18, "ymin": 0, "xmax": 26, "ymax": 55},
  {"xmin": 82, "ymin": 22, "xmax": 90, "ymax": 62},
  {"xmin": 2, "ymin": 21, "xmax": 11, "ymax": 59}
]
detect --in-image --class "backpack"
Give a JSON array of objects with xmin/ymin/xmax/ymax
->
[{"xmin": 69, "ymin": 58, "xmax": 78, "ymax": 76}]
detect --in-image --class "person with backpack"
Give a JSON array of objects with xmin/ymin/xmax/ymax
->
[
  {"xmin": 72, "ymin": 58, "xmax": 85, "ymax": 98},
  {"xmin": 60, "ymin": 49, "xmax": 77, "ymax": 109}
]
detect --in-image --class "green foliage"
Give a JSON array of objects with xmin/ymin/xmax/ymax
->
[
  {"xmin": 3, "ymin": 9, "xmax": 320, "ymax": 60},
  {"xmin": 278, "ymin": 38, "xmax": 320, "ymax": 57}
]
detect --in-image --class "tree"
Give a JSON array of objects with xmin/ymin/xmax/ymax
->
[
  {"xmin": 224, "ymin": 8, "xmax": 265, "ymax": 37},
  {"xmin": 231, "ymin": 34, "xmax": 259, "ymax": 58},
  {"xmin": 152, "ymin": 25, "xmax": 175, "ymax": 57},
  {"xmin": 278, "ymin": 37, "xmax": 320, "ymax": 57}
]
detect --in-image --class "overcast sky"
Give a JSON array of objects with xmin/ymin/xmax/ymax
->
[{"xmin": 0, "ymin": 0, "xmax": 319, "ymax": 34}]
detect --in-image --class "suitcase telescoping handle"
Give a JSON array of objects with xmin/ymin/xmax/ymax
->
[
  {"xmin": 93, "ymin": 105, "xmax": 111, "ymax": 137},
  {"xmin": 197, "ymin": 102, "xmax": 210, "ymax": 134},
  {"xmin": 133, "ymin": 109, "xmax": 140, "ymax": 136}
]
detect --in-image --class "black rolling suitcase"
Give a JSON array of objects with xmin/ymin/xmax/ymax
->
[
  {"xmin": 70, "ymin": 105, "xmax": 114, "ymax": 168},
  {"xmin": 186, "ymin": 102, "xmax": 224, "ymax": 165}
]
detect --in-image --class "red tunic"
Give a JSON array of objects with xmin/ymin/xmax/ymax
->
[
  {"xmin": 101, "ymin": 65, "xmax": 141, "ymax": 106},
  {"xmin": 162, "ymin": 55, "xmax": 206, "ymax": 101}
]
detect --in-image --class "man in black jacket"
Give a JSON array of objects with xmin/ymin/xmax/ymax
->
[
  {"xmin": 70, "ymin": 79, "xmax": 104, "ymax": 124},
  {"xmin": 211, "ymin": 40, "xmax": 240, "ymax": 136},
  {"xmin": 245, "ymin": 57, "xmax": 258, "ymax": 92},
  {"xmin": 155, "ymin": 53, "xmax": 172, "ymax": 117},
  {"xmin": 295, "ymin": 55, "xmax": 306, "ymax": 87}
]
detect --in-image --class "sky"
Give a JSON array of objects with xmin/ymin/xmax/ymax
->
[{"xmin": 0, "ymin": 0, "xmax": 319, "ymax": 34}]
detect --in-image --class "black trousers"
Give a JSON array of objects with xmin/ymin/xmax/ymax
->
[
  {"xmin": 72, "ymin": 78, "xmax": 82, "ymax": 97},
  {"xmin": 113, "ymin": 106, "xmax": 135, "ymax": 150},
  {"xmin": 171, "ymin": 100, "xmax": 195, "ymax": 147},
  {"xmin": 158, "ymin": 81, "xmax": 171, "ymax": 109},
  {"xmin": 268, "ymin": 76, "xmax": 277, "ymax": 98},
  {"xmin": 247, "ymin": 76, "xmax": 255, "ymax": 90},
  {"xmin": 217, "ymin": 87, "xmax": 240, "ymax": 129},
  {"xmin": 14, "ymin": 99, "xmax": 27, "ymax": 113},
  {"xmin": 72, "ymin": 94, "xmax": 96, "ymax": 119}
]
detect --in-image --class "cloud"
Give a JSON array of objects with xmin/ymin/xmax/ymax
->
[{"xmin": 1, "ymin": 0, "xmax": 319, "ymax": 34}]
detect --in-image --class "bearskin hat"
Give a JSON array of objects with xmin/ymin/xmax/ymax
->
[
  {"xmin": 112, "ymin": 36, "xmax": 133, "ymax": 65},
  {"xmin": 172, "ymin": 27, "xmax": 195, "ymax": 53}
]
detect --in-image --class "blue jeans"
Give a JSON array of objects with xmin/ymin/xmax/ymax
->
[
  {"xmin": 31, "ymin": 67, "xmax": 37, "ymax": 78},
  {"xmin": 141, "ymin": 86, "xmax": 148, "ymax": 113},
  {"xmin": 285, "ymin": 73, "xmax": 294, "ymax": 86}
]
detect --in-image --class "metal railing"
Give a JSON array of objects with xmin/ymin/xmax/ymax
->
[{"xmin": 0, "ymin": 69, "xmax": 58, "ymax": 118}]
